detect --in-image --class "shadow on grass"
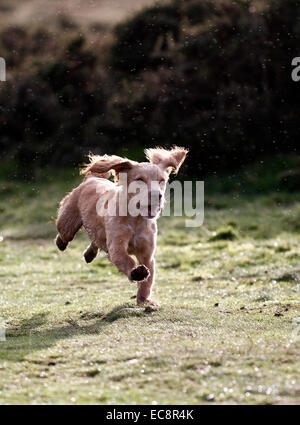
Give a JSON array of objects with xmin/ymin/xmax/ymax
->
[
  {"xmin": 1, "ymin": 305, "xmax": 156, "ymax": 362},
  {"xmin": 19, "ymin": 313, "xmax": 49, "ymax": 330}
]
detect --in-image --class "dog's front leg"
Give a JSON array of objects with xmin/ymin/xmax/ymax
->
[
  {"xmin": 134, "ymin": 226, "xmax": 157, "ymax": 306},
  {"xmin": 107, "ymin": 232, "xmax": 150, "ymax": 282},
  {"xmin": 136, "ymin": 256, "xmax": 156, "ymax": 306}
]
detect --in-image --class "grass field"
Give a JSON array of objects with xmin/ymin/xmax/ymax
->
[{"xmin": 0, "ymin": 160, "xmax": 300, "ymax": 405}]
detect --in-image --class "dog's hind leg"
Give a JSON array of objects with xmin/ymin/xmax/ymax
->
[
  {"xmin": 55, "ymin": 188, "xmax": 82, "ymax": 251},
  {"xmin": 84, "ymin": 243, "xmax": 98, "ymax": 263}
]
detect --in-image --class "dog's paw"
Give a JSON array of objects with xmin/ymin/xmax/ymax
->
[
  {"xmin": 84, "ymin": 248, "xmax": 97, "ymax": 263},
  {"xmin": 55, "ymin": 235, "xmax": 68, "ymax": 251},
  {"xmin": 130, "ymin": 265, "xmax": 150, "ymax": 282},
  {"xmin": 137, "ymin": 298, "xmax": 160, "ymax": 310}
]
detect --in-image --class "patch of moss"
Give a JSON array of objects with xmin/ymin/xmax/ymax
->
[{"xmin": 209, "ymin": 226, "xmax": 238, "ymax": 242}]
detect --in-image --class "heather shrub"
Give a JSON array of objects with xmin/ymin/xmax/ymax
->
[{"xmin": 0, "ymin": 0, "xmax": 299, "ymax": 177}]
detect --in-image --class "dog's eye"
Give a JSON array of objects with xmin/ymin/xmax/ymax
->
[
  {"xmin": 136, "ymin": 178, "xmax": 144, "ymax": 183},
  {"xmin": 159, "ymin": 180, "xmax": 166, "ymax": 185}
]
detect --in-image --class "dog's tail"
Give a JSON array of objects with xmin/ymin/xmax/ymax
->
[{"xmin": 80, "ymin": 154, "xmax": 112, "ymax": 180}]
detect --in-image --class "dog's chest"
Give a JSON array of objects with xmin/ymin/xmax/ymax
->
[
  {"xmin": 129, "ymin": 233, "xmax": 151, "ymax": 252},
  {"xmin": 127, "ymin": 222, "xmax": 156, "ymax": 254}
]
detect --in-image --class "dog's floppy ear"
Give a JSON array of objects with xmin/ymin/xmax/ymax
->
[
  {"xmin": 145, "ymin": 146, "xmax": 188, "ymax": 174},
  {"xmin": 81, "ymin": 154, "xmax": 136, "ymax": 177}
]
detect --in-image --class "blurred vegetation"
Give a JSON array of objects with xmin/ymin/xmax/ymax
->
[{"xmin": 0, "ymin": 0, "xmax": 299, "ymax": 179}]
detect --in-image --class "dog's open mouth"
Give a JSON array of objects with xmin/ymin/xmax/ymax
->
[
  {"xmin": 147, "ymin": 206, "xmax": 156, "ymax": 218},
  {"xmin": 141, "ymin": 205, "xmax": 156, "ymax": 218},
  {"xmin": 136, "ymin": 201, "xmax": 158, "ymax": 218}
]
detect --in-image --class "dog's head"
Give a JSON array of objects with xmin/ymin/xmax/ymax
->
[{"xmin": 81, "ymin": 147, "xmax": 188, "ymax": 219}]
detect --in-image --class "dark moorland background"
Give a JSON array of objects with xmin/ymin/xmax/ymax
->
[{"xmin": 0, "ymin": 0, "xmax": 299, "ymax": 180}]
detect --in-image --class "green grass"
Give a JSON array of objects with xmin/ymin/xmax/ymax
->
[{"xmin": 0, "ymin": 164, "xmax": 300, "ymax": 405}]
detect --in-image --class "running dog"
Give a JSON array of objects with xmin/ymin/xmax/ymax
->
[{"xmin": 55, "ymin": 147, "xmax": 188, "ymax": 306}]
